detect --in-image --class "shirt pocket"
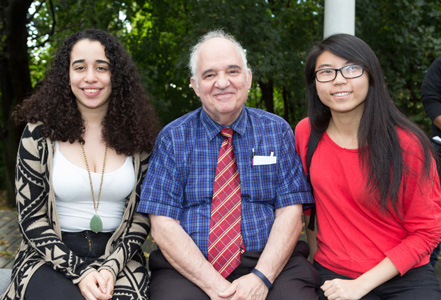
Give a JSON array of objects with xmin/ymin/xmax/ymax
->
[{"xmin": 246, "ymin": 163, "xmax": 277, "ymax": 203}]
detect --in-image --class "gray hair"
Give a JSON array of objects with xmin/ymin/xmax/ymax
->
[{"xmin": 189, "ymin": 29, "xmax": 251, "ymax": 88}]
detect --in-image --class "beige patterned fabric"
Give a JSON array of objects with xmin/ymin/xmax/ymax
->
[{"xmin": 1, "ymin": 123, "xmax": 150, "ymax": 300}]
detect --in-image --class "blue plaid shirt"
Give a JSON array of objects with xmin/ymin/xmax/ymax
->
[{"xmin": 138, "ymin": 106, "xmax": 313, "ymax": 257}]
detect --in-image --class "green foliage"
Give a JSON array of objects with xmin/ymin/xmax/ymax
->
[
  {"xmin": 126, "ymin": 1, "xmax": 200, "ymax": 126},
  {"xmin": 126, "ymin": 0, "xmax": 323, "ymax": 126},
  {"xmin": 1, "ymin": 0, "xmax": 441, "ymax": 205},
  {"xmin": 19, "ymin": 0, "xmax": 441, "ymax": 132},
  {"xmin": 27, "ymin": 0, "xmax": 136, "ymax": 86},
  {"xmin": 357, "ymin": 0, "xmax": 441, "ymax": 134}
]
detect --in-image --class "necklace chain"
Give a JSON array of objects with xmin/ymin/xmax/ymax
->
[{"xmin": 80, "ymin": 142, "xmax": 108, "ymax": 213}]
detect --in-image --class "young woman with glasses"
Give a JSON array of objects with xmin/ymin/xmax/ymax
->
[{"xmin": 295, "ymin": 33, "xmax": 441, "ymax": 299}]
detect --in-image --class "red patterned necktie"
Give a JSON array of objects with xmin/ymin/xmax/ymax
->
[{"xmin": 208, "ymin": 127, "xmax": 243, "ymax": 278}]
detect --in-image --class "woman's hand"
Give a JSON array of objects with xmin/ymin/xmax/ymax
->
[
  {"xmin": 321, "ymin": 278, "xmax": 368, "ymax": 300},
  {"xmin": 99, "ymin": 269, "xmax": 115, "ymax": 297},
  {"xmin": 321, "ymin": 257, "xmax": 400, "ymax": 300},
  {"xmin": 78, "ymin": 270, "xmax": 113, "ymax": 300}
]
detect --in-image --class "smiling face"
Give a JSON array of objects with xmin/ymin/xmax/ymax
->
[
  {"xmin": 190, "ymin": 37, "xmax": 252, "ymax": 126},
  {"xmin": 69, "ymin": 39, "xmax": 112, "ymax": 114},
  {"xmin": 315, "ymin": 50, "xmax": 369, "ymax": 118}
]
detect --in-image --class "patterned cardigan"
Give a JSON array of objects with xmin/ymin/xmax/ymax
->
[{"xmin": 1, "ymin": 123, "xmax": 151, "ymax": 300}]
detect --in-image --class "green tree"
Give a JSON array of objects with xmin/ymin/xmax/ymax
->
[
  {"xmin": 128, "ymin": 0, "xmax": 323, "ymax": 126},
  {"xmin": 3, "ymin": 0, "xmax": 440, "ymax": 207},
  {"xmin": 0, "ymin": 0, "xmax": 135, "ymax": 205},
  {"xmin": 356, "ymin": 0, "xmax": 441, "ymax": 133},
  {"xmin": 0, "ymin": 0, "xmax": 34, "ymax": 206}
]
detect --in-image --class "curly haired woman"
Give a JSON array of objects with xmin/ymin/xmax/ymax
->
[{"xmin": 0, "ymin": 29, "xmax": 159, "ymax": 300}]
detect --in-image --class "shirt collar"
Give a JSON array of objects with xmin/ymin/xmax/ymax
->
[{"xmin": 200, "ymin": 106, "xmax": 248, "ymax": 140}]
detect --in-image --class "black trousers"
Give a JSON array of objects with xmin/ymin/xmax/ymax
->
[
  {"xmin": 314, "ymin": 261, "xmax": 441, "ymax": 300},
  {"xmin": 148, "ymin": 240, "xmax": 320, "ymax": 300},
  {"xmin": 25, "ymin": 231, "xmax": 112, "ymax": 300}
]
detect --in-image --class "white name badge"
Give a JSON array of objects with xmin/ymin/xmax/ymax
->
[{"xmin": 253, "ymin": 152, "xmax": 277, "ymax": 166}]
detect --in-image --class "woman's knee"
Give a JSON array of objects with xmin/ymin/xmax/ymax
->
[{"xmin": 25, "ymin": 264, "xmax": 84, "ymax": 300}]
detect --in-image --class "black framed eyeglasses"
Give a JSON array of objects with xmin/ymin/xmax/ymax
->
[{"xmin": 315, "ymin": 65, "xmax": 364, "ymax": 83}]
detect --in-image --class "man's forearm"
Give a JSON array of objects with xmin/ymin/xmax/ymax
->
[
  {"xmin": 150, "ymin": 214, "xmax": 230, "ymax": 298},
  {"xmin": 253, "ymin": 204, "xmax": 303, "ymax": 283}
]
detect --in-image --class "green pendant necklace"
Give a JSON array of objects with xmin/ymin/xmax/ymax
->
[{"xmin": 81, "ymin": 142, "xmax": 108, "ymax": 233}]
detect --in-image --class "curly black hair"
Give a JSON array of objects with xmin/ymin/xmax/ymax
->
[{"xmin": 14, "ymin": 29, "xmax": 159, "ymax": 155}]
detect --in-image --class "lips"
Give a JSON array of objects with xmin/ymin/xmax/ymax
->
[
  {"xmin": 84, "ymin": 89, "xmax": 100, "ymax": 93},
  {"xmin": 332, "ymin": 91, "xmax": 352, "ymax": 96},
  {"xmin": 82, "ymin": 88, "xmax": 102, "ymax": 97},
  {"xmin": 214, "ymin": 91, "xmax": 235, "ymax": 100}
]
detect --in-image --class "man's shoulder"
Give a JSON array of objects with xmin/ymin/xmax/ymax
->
[
  {"xmin": 433, "ymin": 56, "xmax": 441, "ymax": 69},
  {"xmin": 425, "ymin": 56, "xmax": 441, "ymax": 80},
  {"xmin": 245, "ymin": 107, "xmax": 290, "ymax": 128},
  {"xmin": 158, "ymin": 108, "xmax": 202, "ymax": 137}
]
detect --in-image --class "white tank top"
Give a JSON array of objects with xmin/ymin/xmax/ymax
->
[{"xmin": 53, "ymin": 142, "xmax": 135, "ymax": 232}]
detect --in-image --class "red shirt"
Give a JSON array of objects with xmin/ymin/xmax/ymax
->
[{"xmin": 295, "ymin": 118, "xmax": 441, "ymax": 278}]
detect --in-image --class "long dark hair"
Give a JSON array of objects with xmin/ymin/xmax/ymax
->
[
  {"xmin": 14, "ymin": 29, "xmax": 159, "ymax": 155},
  {"xmin": 304, "ymin": 33, "xmax": 435, "ymax": 213}
]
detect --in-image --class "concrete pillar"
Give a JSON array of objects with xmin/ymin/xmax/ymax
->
[{"xmin": 324, "ymin": 0, "xmax": 356, "ymax": 38}]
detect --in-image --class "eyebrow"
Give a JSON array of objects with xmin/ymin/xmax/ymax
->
[
  {"xmin": 71, "ymin": 59, "xmax": 110, "ymax": 66},
  {"xmin": 201, "ymin": 65, "xmax": 242, "ymax": 77},
  {"xmin": 316, "ymin": 63, "xmax": 333, "ymax": 69},
  {"xmin": 317, "ymin": 60, "xmax": 352, "ymax": 69}
]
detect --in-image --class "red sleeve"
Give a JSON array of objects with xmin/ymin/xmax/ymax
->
[
  {"xmin": 294, "ymin": 118, "xmax": 311, "ymax": 174},
  {"xmin": 385, "ymin": 130, "xmax": 441, "ymax": 275}
]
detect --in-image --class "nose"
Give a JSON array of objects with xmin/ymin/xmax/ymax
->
[
  {"xmin": 214, "ymin": 72, "xmax": 230, "ymax": 89},
  {"xmin": 84, "ymin": 68, "xmax": 97, "ymax": 83},
  {"xmin": 333, "ymin": 70, "xmax": 347, "ymax": 85}
]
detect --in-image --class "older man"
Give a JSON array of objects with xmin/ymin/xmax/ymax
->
[{"xmin": 138, "ymin": 30, "xmax": 319, "ymax": 300}]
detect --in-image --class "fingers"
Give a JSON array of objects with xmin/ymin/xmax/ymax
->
[
  {"xmin": 321, "ymin": 279, "xmax": 359, "ymax": 300},
  {"xmin": 99, "ymin": 269, "xmax": 115, "ymax": 297},
  {"xmin": 227, "ymin": 274, "xmax": 268, "ymax": 300},
  {"xmin": 95, "ymin": 273, "xmax": 108, "ymax": 294},
  {"xmin": 80, "ymin": 280, "xmax": 102, "ymax": 300},
  {"xmin": 322, "ymin": 280, "xmax": 337, "ymax": 299},
  {"xmin": 219, "ymin": 280, "xmax": 238, "ymax": 298},
  {"xmin": 79, "ymin": 271, "xmax": 112, "ymax": 300},
  {"xmin": 106, "ymin": 280, "xmax": 114, "ymax": 297}
]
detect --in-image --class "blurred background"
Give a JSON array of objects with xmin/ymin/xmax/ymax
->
[{"xmin": 1, "ymin": 0, "xmax": 441, "ymax": 208}]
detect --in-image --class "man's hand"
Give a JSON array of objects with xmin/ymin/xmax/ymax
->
[
  {"xmin": 218, "ymin": 273, "xmax": 269, "ymax": 300},
  {"xmin": 78, "ymin": 270, "xmax": 113, "ymax": 300},
  {"xmin": 150, "ymin": 215, "xmax": 233, "ymax": 298}
]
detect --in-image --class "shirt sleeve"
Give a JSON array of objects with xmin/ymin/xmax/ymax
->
[
  {"xmin": 275, "ymin": 121, "xmax": 314, "ymax": 209},
  {"xmin": 385, "ymin": 135, "xmax": 441, "ymax": 275},
  {"xmin": 137, "ymin": 131, "xmax": 184, "ymax": 220},
  {"xmin": 422, "ymin": 57, "xmax": 441, "ymax": 122},
  {"xmin": 294, "ymin": 118, "xmax": 311, "ymax": 174},
  {"xmin": 16, "ymin": 124, "xmax": 93, "ymax": 280}
]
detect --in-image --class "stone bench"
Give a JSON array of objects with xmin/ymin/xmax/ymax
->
[{"xmin": 0, "ymin": 269, "xmax": 11, "ymax": 295}]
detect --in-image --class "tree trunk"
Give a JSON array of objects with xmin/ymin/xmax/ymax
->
[
  {"xmin": 258, "ymin": 79, "xmax": 274, "ymax": 113},
  {"xmin": 0, "ymin": 0, "xmax": 33, "ymax": 206}
]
